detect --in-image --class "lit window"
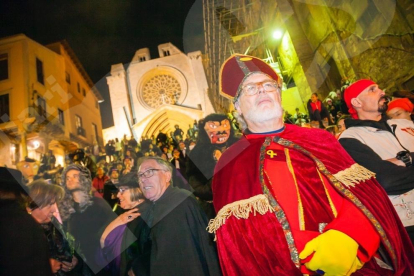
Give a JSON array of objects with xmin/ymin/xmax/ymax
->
[
  {"xmin": 37, "ymin": 96, "xmax": 46, "ymax": 118},
  {"xmin": 92, "ymin": 123, "xmax": 99, "ymax": 141},
  {"xmin": 75, "ymin": 115, "xmax": 82, "ymax": 128},
  {"xmin": 58, "ymin": 109, "xmax": 64, "ymax": 125}
]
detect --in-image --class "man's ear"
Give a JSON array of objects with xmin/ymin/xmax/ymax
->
[
  {"xmin": 234, "ymin": 101, "xmax": 242, "ymax": 115},
  {"xmin": 165, "ymin": 170, "xmax": 172, "ymax": 184},
  {"xmin": 350, "ymin": 97, "xmax": 361, "ymax": 108}
]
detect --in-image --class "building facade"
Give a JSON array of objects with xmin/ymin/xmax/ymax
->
[
  {"xmin": 0, "ymin": 34, "xmax": 104, "ymax": 167},
  {"xmin": 104, "ymin": 43, "xmax": 214, "ymax": 142},
  {"xmin": 203, "ymin": 0, "xmax": 414, "ymax": 115}
]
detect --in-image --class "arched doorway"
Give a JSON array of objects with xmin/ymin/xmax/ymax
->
[{"xmin": 138, "ymin": 105, "xmax": 203, "ymax": 141}]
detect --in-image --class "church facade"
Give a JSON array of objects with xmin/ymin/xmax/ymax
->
[{"xmin": 104, "ymin": 43, "xmax": 214, "ymax": 142}]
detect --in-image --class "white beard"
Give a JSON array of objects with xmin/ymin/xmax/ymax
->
[{"xmin": 244, "ymin": 99, "xmax": 283, "ymax": 124}]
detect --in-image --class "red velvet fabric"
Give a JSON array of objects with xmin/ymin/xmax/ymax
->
[
  {"xmin": 264, "ymin": 143, "xmax": 380, "ymax": 264},
  {"xmin": 213, "ymin": 124, "xmax": 414, "ymax": 275}
]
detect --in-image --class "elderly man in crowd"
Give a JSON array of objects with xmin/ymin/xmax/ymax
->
[
  {"xmin": 339, "ymin": 80, "xmax": 414, "ymax": 243},
  {"xmin": 132, "ymin": 156, "xmax": 221, "ymax": 276},
  {"xmin": 208, "ymin": 54, "xmax": 414, "ymax": 275}
]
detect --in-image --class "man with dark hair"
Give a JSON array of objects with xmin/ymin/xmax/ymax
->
[
  {"xmin": 173, "ymin": 124, "xmax": 184, "ymax": 141},
  {"xmin": 209, "ymin": 54, "xmax": 414, "ymax": 275},
  {"xmin": 132, "ymin": 157, "xmax": 221, "ymax": 276},
  {"xmin": 103, "ymin": 168, "xmax": 120, "ymax": 208},
  {"xmin": 339, "ymin": 79, "xmax": 414, "ymax": 242},
  {"xmin": 156, "ymin": 130, "xmax": 168, "ymax": 145}
]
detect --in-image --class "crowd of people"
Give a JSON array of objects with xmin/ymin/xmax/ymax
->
[{"xmin": 1, "ymin": 53, "xmax": 414, "ymax": 276}]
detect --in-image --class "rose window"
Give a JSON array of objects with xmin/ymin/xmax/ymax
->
[{"xmin": 141, "ymin": 75, "xmax": 182, "ymax": 109}]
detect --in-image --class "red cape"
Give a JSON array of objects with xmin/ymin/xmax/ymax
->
[{"xmin": 211, "ymin": 124, "xmax": 414, "ymax": 275}]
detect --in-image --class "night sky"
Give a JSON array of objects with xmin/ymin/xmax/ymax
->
[{"xmin": 0, "ymin": 0, "xmax": 204, "ymax": 128}]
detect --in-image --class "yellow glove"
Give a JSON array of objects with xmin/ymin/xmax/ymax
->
[{"xmin": 299, "ymin": 230, "xmax": 364, "ymax": 276}]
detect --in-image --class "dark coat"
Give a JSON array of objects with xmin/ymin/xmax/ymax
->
[
  {"xmin": 65, "ymin": 197, "xmax": 116, "ymax": 275},
  {"xmin": 170, "ymin": 156, "xmax": 187, "ymax": 180},
  {"xmin": 0, "ymin": 200, "xmax": 52, "ymax": 276},
  {"xmin": 132, "ymin": 186, "xmax": 221, "ymax": 276}
]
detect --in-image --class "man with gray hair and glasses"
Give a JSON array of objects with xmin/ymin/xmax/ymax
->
[
  {"xmin": 128, "ymin": 156, "xmax": 220, "ymax": 276},
  {"xmin": 207, "ymin": 54, "xmax": 414, "ymax": 275}
]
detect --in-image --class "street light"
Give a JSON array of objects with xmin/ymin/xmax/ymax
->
[{"xmin": 272, "ymin": 30, "xmax": 283, "ymax": 40}]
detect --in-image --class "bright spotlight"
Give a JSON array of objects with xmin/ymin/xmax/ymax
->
[
  {"xmin": 272, "ymin": 30, "xmax": 283, "ymax": 40},
  {"xmin": 33, "ymin": 140, "xmax": 40, "ymax": 149}
]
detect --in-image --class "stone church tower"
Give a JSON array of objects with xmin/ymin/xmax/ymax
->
[{"xmin": 105, "ymin": 43, "xmax": 215, "ymax": 142}]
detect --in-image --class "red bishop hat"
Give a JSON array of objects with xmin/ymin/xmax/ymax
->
[{"xmin": 219, "ymin": 54, "xmax": 281, "ymax": 101}]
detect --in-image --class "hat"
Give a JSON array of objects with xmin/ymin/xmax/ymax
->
[
  {"xmin": 0, "ymin": 167, "xmax": 28, "ymax": 195},
  {"xmin": 387, "ymin": 98, "xmax": 414, "ymax": 113},
  {"xmin": 344, "ymin": 79, "xmax": 376, "ymax": 119},
  {"xmin": 117, "ymin": 171, "xmax": 139, "ymax": 188},
  {"xmin": 219, "ymin": 54, "xmax": 281, "ymax": 101}
]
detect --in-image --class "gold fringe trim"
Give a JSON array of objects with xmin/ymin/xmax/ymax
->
[
  {"xmin": 333, "ymin": 164, "xmax": 376, "ymax": 188},
  {"xmin": 207, "ymin": 194, "xmax": 274, "ymax": 235}
]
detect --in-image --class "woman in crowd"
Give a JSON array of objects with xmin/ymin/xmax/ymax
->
[
  {"xmin": 307, "ymin": 92, "xmax": 333, "ymax": 128},
  {"xmin": 100, "ymin": 172, "xmax": 150, "ymax": 276},
  {"xmin": 335, "ymin": 114, "xmax": 351, "ymax": 139},
  {"xmin": 26, "ymin": 180, "xmax": 80, "ymax": 275}
]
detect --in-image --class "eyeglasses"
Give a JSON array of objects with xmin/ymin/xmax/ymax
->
[
  {"xmin": 118, "ymin": 187, "xmax": 130, "ymax": 194},
  {"xmin": 138, "ymin": 168, "xmax": 164, "ymax": 182},
  {"xmin": 241, "ymin": 80, "xmax": 280, "ymax": 96}
]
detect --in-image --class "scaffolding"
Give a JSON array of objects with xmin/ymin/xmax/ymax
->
[{"xmin": 202, "ymin": 0, "xmax": 280, "ymax": 112}]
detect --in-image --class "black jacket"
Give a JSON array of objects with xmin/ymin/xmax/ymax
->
[{"xmin": 0, "ymin": 200, "xmax": 52, "ymax": 276}]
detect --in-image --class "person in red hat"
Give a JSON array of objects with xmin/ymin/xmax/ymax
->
[
  {"xmin": 387, "ymin": 98, "xmax": 414, "ymax": 151},
  {"xmin": 209, "ymin": 55, "xmax": 414, "ymax": 275},
  {"xmin": 339, "ymin": 79, "xmax": 414, "ymax": 243},
  {"xmin": 387, "ymin": 98, "xmax": 414, "ymax": 121}
]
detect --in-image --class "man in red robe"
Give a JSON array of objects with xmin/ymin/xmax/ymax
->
[{"xmin": 208, "ymin": 54, "xmax": 414, "ymax": 275}]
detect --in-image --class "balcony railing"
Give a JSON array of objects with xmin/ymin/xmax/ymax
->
[{"xmin": 77, "ymin": 127, "xmax": 86, "ymax": 137}]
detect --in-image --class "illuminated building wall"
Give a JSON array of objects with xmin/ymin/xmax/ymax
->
[
  {"xmin": 0, "ymin": 34, "xmax": 104, "ymax": 167},
  {"xmin": 203, "ymin": 0, "xmax": 414, "ymax": 115}
]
